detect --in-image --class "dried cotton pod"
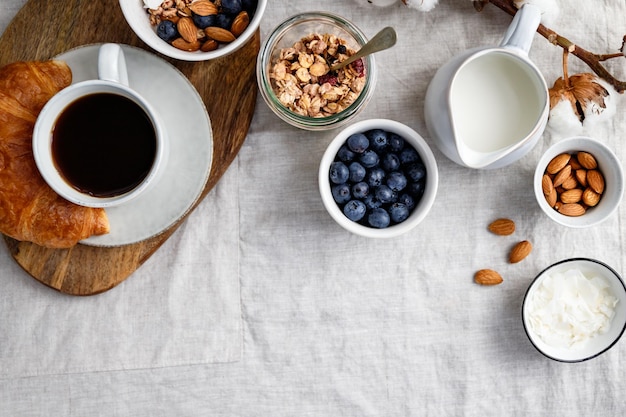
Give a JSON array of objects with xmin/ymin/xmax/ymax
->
[{"xmin": 549, "ymin": 73, "xmax": 610, "ymax": 122}]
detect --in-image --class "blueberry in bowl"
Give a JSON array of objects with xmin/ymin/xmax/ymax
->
[
  {"xmin": 319, "ymin": 119, "xmax": 439, "ymax": 238},
  {"xmin": 119, "ymin": 0, "xmax": 267, "ymax": 61}
]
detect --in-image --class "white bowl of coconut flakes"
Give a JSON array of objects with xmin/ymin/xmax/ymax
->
[{"xmin": 522, "ymin": 258, "xmax": 626, "ymax": 362}]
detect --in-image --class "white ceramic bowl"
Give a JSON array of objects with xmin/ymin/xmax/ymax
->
[
  {"xmin": 319, "ymin": 119, "xmax": 438, "ymax": 238},
  {"xmin": 119, "ymin": 0, "xmax": 266, "ymax": 61},
  {"xmin": 257, "ymin": 11, "xmax": 378, "ymax": 131},
  {"xmin": 522, "ymin": 258, "xmax": 626, "ymax": 362},
  {"xmin": 534, "ymin": 136, "xmax": 624, "ymax": 227}
]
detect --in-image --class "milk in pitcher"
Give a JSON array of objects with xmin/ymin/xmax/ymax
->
[{"xmin": 449, "ymin": 52, "xmax": 546, "ymax": 153}]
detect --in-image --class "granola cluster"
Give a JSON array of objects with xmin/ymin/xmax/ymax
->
[
  {"xmin": 147, "ymin": 0, "xmax": 192, "ymax": 26},
  {"xmin": 270, "ymin": 33, "xmax": 367, "ymax": 118}
]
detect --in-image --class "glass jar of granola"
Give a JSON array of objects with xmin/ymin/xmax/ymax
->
[{"xmin": 256, "ymin": 12, "xmax": 378, "ymax": 130}]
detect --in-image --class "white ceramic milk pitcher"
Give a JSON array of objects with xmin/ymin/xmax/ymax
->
[{"xmin": 424, "ymin": 4, "xmax": 549, "ymax": 169}]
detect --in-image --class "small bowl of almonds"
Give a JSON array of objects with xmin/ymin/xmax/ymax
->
[
  {"xmin": 256, "ymin": 12, "xmax": 378, "ymax": 130},
  {"xmin": 119, "ymin": 0, "xmax": 267, "ymax": 61},
  {"xmin": 534, "ymin": 136, "xmax": 624, "ymax": 228}
]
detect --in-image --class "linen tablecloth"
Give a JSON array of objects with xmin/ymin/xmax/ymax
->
[
  {"xmin": 2, "ymin": 0, "xmax": 626, "ymax": 416},
  {"xmin": 0, "ymin": 164, "xmax": 242, "ymax": 378}
]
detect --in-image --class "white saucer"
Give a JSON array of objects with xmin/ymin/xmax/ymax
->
[{"xmin": 55, "ymin": 44, "xmax": 213, "ymax": 247}]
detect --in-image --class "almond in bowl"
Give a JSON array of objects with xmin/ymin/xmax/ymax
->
[
  {"xmin": 119, "ymin": 0, "xmax": 267, "ymax": 61},
  {"xmin": 533, "ymin": 136, "xmax": 624, "ymax": 228}
]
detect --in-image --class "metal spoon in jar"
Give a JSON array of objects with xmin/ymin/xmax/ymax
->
[{"xmin": 330, "ymin": 26, "xmax": 397, "ymax": 71}]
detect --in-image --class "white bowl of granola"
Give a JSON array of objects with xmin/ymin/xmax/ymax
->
[
  {"xmin": 256, "ymin": 12, "xmax": 378, "ymax": 131},
  {"xmin": 120, "ymin": 0, "xmax": 266, "ymax": 61}
]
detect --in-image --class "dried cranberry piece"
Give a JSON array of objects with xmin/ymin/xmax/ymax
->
[
  {"xmin": 318, "ymin": 73, "xmax": 339, "ymax": 86},
  {"xmin": 351, "ymin": 58, "xmax": 365, "ymax": 77}
]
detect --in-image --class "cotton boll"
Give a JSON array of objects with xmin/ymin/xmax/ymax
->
[
  {"xmin": 548, "ymin": 71, "xmax": 618, "ymax": 137},
  {"xmin": 353, "ymin": 0, "xmax": 399, "ymax": 7},
  {"xmin": 581, "ymin": 78, "xmax": 619, "ymax": 130},
  {"xmin": 403, "ymin": 0, "xmax": 439, "ymax": 12},
  {"xmin": 547, "ymin": 99, "xmax": 584, "ymax": 137},
  {"xmin": 514, "ymin": 0, "xmax": 560, "ymax": 27}
]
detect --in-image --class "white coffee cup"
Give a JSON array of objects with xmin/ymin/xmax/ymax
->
[{"xmin": 33, "ymin": 43, "xmax": 168, "ymax": 208}]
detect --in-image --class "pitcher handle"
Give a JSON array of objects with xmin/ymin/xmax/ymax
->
[
  {"xmin": 98, "ymin": 43, "xmax": 130, "ymax": 86},
  {"xmin": 499, "ymin": 4, "xmax": 541, "ymax": 54}
]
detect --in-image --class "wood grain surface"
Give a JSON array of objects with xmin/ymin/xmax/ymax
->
[{"xmin": 0, "ymin": 0, "xmax": 259, "ymax": 295}]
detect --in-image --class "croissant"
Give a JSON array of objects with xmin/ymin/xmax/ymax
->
[{"xmin": 0, "ymin": 60, "xmax": 109, "ymax": 248}]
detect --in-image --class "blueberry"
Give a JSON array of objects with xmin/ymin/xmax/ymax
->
[
  {"xmin": 375, "ymin": 185, "xmax": 397, "ymax": 204},
  {"xmin": 389, "ymin": 203, "xmax": 410, "ymax": 223},
  {"xmin": 192, "ymin": 13, "xmax": 217, "ymax": 29},
  {"xmin": 156, "ymin": 20, "xmax": 178, "ymax": 42},
  {"xmin": 405, "ymin": 162, "xmax": 426, "ymax": 182},
  {"xmin": 389, "ymin": 133, "xmax": 405, "ymax": 152},
  {"xmin": 398, "ymin": 193, "xmax": 416, "ymax": 211},
  {"xmin": 368, "ymin": 208, "xmax": 390, "ymax": 228},
  {"xmin": 365, "ymin": 129, "xmax": 388, "ymax": 152},
  {"xmin": 408, "ymin": 180, "xmax": 425, "ymax": 197},
  {"xmin": 214, "ymin": 13, "xmax": 234, "ymax": 29},
  {"xmin": 346, "ymin": 133, "xmax": 369, "ymax": 154},
  {"xmin": 220, "ymin": 0, "xmax": 242, "ymax": 15},
  {"xmin": 337, "ymin": 145, "xmax": 355, "ymax": 162},
  {"xmin": 337, "ymin": 44, "xmax": 347, "ymax": 55},
  {"xmin": 348, "ymin": 162, "xmax": 366, "ymax": 183},
  {"xmin": 242, "ymin": 0, "xmax": 258, "ymax": 15},
  {"xmin": 332, "ymin": 184, "xmax": 351, "ymax": 204},
  {"xmin": 331, "ymin": 129, "xmax": 425, "ymax": 229},
  {"xmin": 399, "ymin": 146, "xmax": 420, "ymax": 165},
  {"xmin": 380, "ymin": 152, "xmax": 401, "ymax": 172},
  {"xmin": 363, "ymin": 194, "xmax": 382, "ymax": 210},
  {"xmin": 329, "ymin": 161, "xmax": 349, "ymax": 184},
  {"xmin": 343, "ymin": 200, "xmax": 366, "ymax": 222},
  {"xmin": 352, "ymin": 182, "xmax": 369, "ymax": 199},
  {"xmin": 359, "ymin": 150, "xmax": 379, "ymax": 168},
  {"xmin": 386, "ymin": 171, "xmax": 408, "ymax": 192},
  {"xmin": 366, "ymin": 167, "xmax": 385, "ymax": 187}
]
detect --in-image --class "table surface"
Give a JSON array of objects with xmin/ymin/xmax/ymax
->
[{"xmin": 2, "ymin": 1, "xmax": 626, "ymax": 416}]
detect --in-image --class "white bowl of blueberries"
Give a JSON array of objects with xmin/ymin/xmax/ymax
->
[{"xmin": 319, "ymin": 119, "xmax": 439, "ymax": 238}]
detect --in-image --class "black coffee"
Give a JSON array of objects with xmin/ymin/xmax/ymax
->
[{"xmin": 51, "ymin": 93, "xmax": 157, "ymax": 198}]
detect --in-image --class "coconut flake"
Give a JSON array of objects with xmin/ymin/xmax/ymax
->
[{"xmin": 527, "ymin": 268, "xmax": 619, "ymax": 349}]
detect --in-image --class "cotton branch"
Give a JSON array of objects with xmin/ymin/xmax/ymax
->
[{"xmin": 473, "ymin": 0, "xmax": 626, "ymax": 93}]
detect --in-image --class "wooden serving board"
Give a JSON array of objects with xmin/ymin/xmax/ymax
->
[{"xmin": 0, "ymin": 0, "xmax": 259, "ymax": 295}]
